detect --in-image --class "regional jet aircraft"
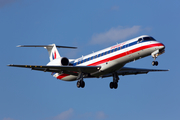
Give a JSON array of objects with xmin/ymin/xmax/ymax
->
[{"xmin": 8, "ymin": 35, "xmax": 168, "ymax": 89}]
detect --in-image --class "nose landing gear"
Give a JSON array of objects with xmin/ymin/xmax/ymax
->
[
  {"xmin": 151, "ymin": 50, "xmax": 159, "ymax": 66},
  {"xmin": 152, "ymin": 61, "xmax": 158, "ymax": 66},
  {"xmin": 151, "ymin": 49, "xmax": 165, "ymax": 66}
]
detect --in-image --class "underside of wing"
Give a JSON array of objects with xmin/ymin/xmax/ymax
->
[
  {"xmin": 102, "ymin": 67, "xmax": 169, "ymax": 78},
  {"xmin": 8, "ymin": 64, "xmax": 101, "ymax": 76}
]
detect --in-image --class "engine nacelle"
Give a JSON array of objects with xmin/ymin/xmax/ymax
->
[
  {"xmin": 47, "ymin": 57, "xmax": 69, "ymax": 66},
  {"xmin": 60, "ymin": 57, "xmax": 69, "ymax": 66}
]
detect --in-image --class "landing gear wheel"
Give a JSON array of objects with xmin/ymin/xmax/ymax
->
[
  {"xmin": 114, "ymin": 82, "xmax": 118, "ymax": 89},
  {"xmin": 155, "ymin": 61, "xmax": 158, "ymax": 66},
  {"xmin": 77, "ymin": 80, "xmax": 85, "ymax": 88},
  {"xmin": 77, "ymin": 81, "xmax": 81, "ymax": 88},
  {"xmin": 152, "ymin": 61, "xmax": 154, "ymax": 66},
  {"xmin": 109, "ymin": 82, "xmax": 118, "ymax": 89},
  {"xmin": 110, "ymin": 82, "xmax": 114, "ymax": 89},
  {"xmin": 80, "ymin": 81, "xmax": 85, "ymax": 88},
  {"xmin": 152, "ymin": 61, "xmax": 158, "ymax": 66}
]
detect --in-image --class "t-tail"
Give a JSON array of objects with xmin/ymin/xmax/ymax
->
[
  {"xmin": 44, "ymin": 44, "xmax": 61, "ymax": 61},
  {"xmin": 17, "ymin": 44, "xmax": 77, "ymax": 62}
]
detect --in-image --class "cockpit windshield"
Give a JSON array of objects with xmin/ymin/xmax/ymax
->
[
  {"xmin": 143, "ymin": 37, "xmax": 156, "ymax": 41},
  {"xmin": 138, "ymin": 37, "xmax": 156, "ymax": 42}
]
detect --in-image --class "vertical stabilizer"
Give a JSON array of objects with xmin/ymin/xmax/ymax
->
[{"xmin": 44, "ymin": 44, "xmax": 61, "ymax": 61}]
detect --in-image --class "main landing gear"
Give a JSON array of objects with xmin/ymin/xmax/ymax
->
[
  {"xmin": 76, "ymin": 72, "xmax": 85, "ymax": 88},
  {"xmin": 77, "ymin": 80, "xmax": 85, "ymax": 88},
  {"xmin": 109, "ymin": 72, "xmax": 119, "ymax": 89}
]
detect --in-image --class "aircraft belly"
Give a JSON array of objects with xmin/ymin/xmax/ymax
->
[
  {"xmin": 53, "ymin": 73, "xmax": 77, "ymax": 81},
  {"xmin": 61, "ymin": 75, "xmax": 77, "ymax": 81}
]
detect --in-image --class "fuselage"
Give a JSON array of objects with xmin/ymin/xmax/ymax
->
[{"xmin": 51, "ymin": 35, "xmax": 165, "ymax": 81}]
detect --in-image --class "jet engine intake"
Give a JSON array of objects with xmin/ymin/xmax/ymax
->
[{"xmin": 61, "ymin": 57, "xmax": 69, "ymax": 66}]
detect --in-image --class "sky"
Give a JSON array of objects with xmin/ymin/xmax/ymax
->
[{"xmin": 0, "ymin": 0, "xmax": 180, "ymax": 120}]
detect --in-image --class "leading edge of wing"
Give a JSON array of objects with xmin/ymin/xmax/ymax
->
[{"xmin": 7, "ymin": 64, "xmax": 101, "ymax": 73}]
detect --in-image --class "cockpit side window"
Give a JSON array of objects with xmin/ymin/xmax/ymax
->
[{"xmin": 138, "ymin": 38, "xmax": 143, "ymax": 43}]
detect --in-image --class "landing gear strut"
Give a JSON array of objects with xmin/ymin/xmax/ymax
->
[
  {"xmin": 76, "ymin": 72, "xmax": 85, "ymax": 88},
  {"xmin": 151, "ymin": 50, "xmax": 159, "ymax": 66},
  {"xmin": 109, "ymin": 72, "xmax": 119, "ymax": 89}
]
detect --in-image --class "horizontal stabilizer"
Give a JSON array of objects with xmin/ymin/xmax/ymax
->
[{"xmin": 17, "ymin": 45, "xmax": 77, "ymax": 49}]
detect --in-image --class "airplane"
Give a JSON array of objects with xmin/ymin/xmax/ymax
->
[{"xmin": 8, "ymin": 35, "xmax": 168, "ymax": 89}]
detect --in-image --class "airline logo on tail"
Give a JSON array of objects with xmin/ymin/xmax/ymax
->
[{"xmin": 52, "ymin": 51, "xmax": 57, "ymax": 60}]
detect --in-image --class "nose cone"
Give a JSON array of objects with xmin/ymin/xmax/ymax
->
[
  {"xmin": 161, "ymin": 43, "xmax": 165, "ymax": 49},
  {"xmin": 157, "ymin": 42, "xmax": 165, "ymax": 50}
]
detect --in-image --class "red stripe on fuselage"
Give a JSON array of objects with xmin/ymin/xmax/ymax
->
[
  {"xmin": 88, "ymin": 43, "xmax": 164, "ymax": 66},
  {"xmin": 57, "ymin": 73, "xmax": 69, "ymax": 79},
  {"xmin": 57, "ymin": 43, "xmax": 164, "ymax": 79}
]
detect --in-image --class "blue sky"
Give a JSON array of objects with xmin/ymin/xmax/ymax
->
[{"xmin": 1, "ymin": 0, "xmax": 180, "ymax": 120}]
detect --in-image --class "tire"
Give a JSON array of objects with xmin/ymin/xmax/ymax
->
[
  {"xmin": 110, "ymin": 82, "xmax": 114, "ymax": 89},
  {"xmin": 152, "ymin": 61, "xmax": 155, "ymax": 66},
  {"xmin": 77, "ymin": 81, "xmax": 81, "ymax": 88},
  {"xmin": 114, "ymin": 82, "xmax": 118, "ymax": 89},
  {"xmin": 155, "ymin": 61, "xmax": 158, "ymax": 66},
  {"xmin": 81, "ymin": 81, "xmax": 85, "ymax": 88}
]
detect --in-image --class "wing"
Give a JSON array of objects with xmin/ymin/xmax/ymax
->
[
  {"xmin": 102, "ymin": 67, "xmax": 169, "ymax": 78},
  {"xmin": 8, "ymin": 64, "xmax": 101, "ymax": 76}
]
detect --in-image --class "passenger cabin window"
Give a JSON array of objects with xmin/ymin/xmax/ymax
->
[
  {"xmin": 122, "ymin": 45, "xmax": 125, "ymax": 49},
  {"xmin": 108, "ymin": 50, "xmax": 111, "ymax": 54},
  {"xmin": 105, "ymin": 51, "xmax": 107, "ymax": 55}
]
